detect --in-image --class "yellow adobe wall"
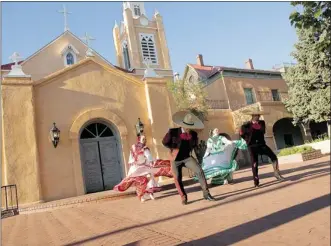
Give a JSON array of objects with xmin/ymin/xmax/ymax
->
[
  {"xmin": 223, "ymin": 76, "xmax": 288, "ymax": 110},
  {"xmin": 1, "ymin": 77, "xmax": 42, "ymax": 204},
  {"xmin": 33, "ymin": 60, "xmax": 153, "ymax": 202}
]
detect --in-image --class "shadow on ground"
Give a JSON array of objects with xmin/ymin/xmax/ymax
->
[
  {"xmin": 63, "ymin": 160, "xmax": 330, "ymax": 246},
  {"xmin": 177, "ymin": 194, "xmax": 330, "ymax": 246}
]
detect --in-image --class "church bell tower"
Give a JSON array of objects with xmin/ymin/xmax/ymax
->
[{"xmin": 113, "ymin": 2, "xmax": 173, "ymax": 77}]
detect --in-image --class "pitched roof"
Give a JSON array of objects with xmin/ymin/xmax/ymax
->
[
  {"xmin": 189, "ymin": 64, "xmax": 281, "ymax": 80},
  {"xmin": 1, "ymin": 30, "xmax": 134, "ymax": 74}
]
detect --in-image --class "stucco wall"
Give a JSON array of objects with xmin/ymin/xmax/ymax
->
[
  {"xmin": 204, "ymin": 77, "xmax": 229, "ymax": 102},
  {"xmin": 223, "ymin": 76, "xmax": 288, "ymax": 110},
  {"xmin": 34, "ymin": 61, "xmax": 150, "ymax": 202},
  {"xmin": 199, "ymin": 110, "xmax": 235, "ymax": 141},
  {"xmin": 1, "ymin": 78, "xmax": 42, "ymax": 204}
]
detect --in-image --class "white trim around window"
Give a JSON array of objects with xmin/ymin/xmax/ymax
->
[
  {"xmin": 139, "ymin": 33, "xmax": 159, "ymax": 65},
  {"xmin": 61, "ymin": 44, "xmax": 79, "ymax": 67}
]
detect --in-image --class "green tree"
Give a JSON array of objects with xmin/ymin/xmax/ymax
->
[
  {"xmin": 283, "ymin": 2, "xmax": 331, "ymax": 135},
  {"xmin": 167, "ymin": 79, "xmax": 209, "ymax": 122}
]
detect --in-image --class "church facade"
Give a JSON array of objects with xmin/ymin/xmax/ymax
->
[{"xmin": 1, "ymin": 3, "xmax": 177, "ymax": 205}]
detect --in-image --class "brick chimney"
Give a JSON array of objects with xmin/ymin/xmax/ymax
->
[
  {"xmin": 245, "ymin": 58, "xmax": 254, "ymax": 70},
  {"xmin": 196, "ymin": 54, "xmax": 204, "ymax": 66}
]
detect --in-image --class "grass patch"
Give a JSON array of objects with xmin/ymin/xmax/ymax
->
[{"xmin": 278, "ymin": 145, "xmax": 315, "ymax": 157}]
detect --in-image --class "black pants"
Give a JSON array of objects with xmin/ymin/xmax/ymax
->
[
  {"xmin": 172, "ymin": 157, "xmax": 209, "ymax": 199},
  {"xmin": 249, "ymin": 144, "xmax": 278, "ymax": 185}
]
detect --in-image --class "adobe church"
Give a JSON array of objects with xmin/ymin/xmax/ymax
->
[{"xmin": 1, "ymin": 2, "xmax": 177, "ymax": 205}]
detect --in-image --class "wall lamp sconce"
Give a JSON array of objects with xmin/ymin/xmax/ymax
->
[{"xmin": 50, "ymin": 122, "xmax": 60, "ymax": 148}]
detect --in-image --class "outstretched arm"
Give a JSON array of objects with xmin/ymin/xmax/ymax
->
[{"xmin": 220, "ymin": 136, "xmax": 232, "ymax": 145}]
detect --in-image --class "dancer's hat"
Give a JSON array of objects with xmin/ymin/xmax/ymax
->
[{"xmin": 172, "ymin": 111, "xmax": 204, "ymax": 130}]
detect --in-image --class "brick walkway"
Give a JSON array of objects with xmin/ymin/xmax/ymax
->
[{"xmin": 2, "ymin": 156, "xmax": 330, "ymax": 246}]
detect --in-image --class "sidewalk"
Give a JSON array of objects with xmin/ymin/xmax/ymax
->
[
  {"xmin": 17, "ymin": 156, "xmax": 330, "ymax": 214},
  {"xmin": 18, "ymin": 177, "xmax": 194, "ymax": 214},
  {"xmin": 2, "ymin": 156, "xmax": 330, "ymax": 246}
]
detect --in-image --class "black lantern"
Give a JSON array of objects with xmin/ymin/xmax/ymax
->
[
  {"xmin": 50, "ymin": 122, "xmax": 60, "ymax": 148},
  {"xmin": 135, "ymin": 118, "xmax": 144, "ymax": 136}
]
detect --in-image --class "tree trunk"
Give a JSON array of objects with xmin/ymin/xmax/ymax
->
[{"xmin": 327, "ymin": 120, "xmax": 331, "ymax": 138}]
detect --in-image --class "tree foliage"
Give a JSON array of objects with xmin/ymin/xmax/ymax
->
[
  {"xmin": 167, "ymin": 79, "xmax": 209, "ymax": 122},
  {"xmin": 282, "ymin": 2, "xmax": 331, "ymax": 125}
]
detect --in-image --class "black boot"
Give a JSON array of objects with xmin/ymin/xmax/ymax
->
[
  {"xmin": 204, "ymin": 193, "xmax": 216, "ymax": 201},
  {"xmin": 272, "ymin": 162, "xmax": 285, "ymax": 180},
  {"xmin": 254, "ymin": 178, "xmax": 260, "ymax": 188},
  {"xmin": 181, "ymin": 196, "xmax": 188, "ymax": 205}
]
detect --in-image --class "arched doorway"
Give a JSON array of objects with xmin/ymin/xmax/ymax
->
[
  {"xmin": 79, "ymin": 121, "xmax": 122, "ymax": 194},
  {"xmin": 309, "ymin": 121, "xmax": 328, "ymax": 140},
  {"xmin": 273, "ymin": 118, "xmax": 304, "ymax": 150}
]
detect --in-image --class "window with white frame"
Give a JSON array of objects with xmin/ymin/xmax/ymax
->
[
  {"xmin": 134, "ymin": 5, "xmax": 141, "ymax": 16},
  {"xmin": 122, "ymin": 41, "xmax": 131, "ymax": 70},
  {"xmin": 139, "ymin": 34, "xmax": 158, "ymax": 65}
]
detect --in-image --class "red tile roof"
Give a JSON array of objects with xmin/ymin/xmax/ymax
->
[
  {"xmin": 189, "ymin": 64, "xmax": 281, "ymax": 79},
  {"xmin": 1, "ymin": 61, "xmax": 24, "ymax": 70}
]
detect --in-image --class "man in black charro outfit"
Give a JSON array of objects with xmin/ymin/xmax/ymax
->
[
  {"xmin": 240, "ymin": 109, "xmax": 285, "ymax": 187},
  {"xmin": 162, "ymin": 111, "xmax": 215, "ymax": 205}
]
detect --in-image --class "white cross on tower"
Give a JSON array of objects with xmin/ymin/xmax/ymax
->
[
  {"xmin": 9, "ymin": 52, "xmax": 23, "ymax": 65},
  {"xmin": 58, "ymin": 4, "xmax": 72, "ymax": 32},
  {"xmin": 81, "ymin": 32, "xmax": 96, "ymax": 48}
]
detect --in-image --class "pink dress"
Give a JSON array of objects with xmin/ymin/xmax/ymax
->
[{"xmin": 114, "ymin": 143, "xmax": 172, "ymax": 198}]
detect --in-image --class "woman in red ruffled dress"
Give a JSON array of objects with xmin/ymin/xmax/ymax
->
[{"xmin": 113, "ymin": 135, "xmax": 172, "ymax": 202}]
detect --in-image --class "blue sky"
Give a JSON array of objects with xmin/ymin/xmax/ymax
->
[{"xmin": 2, "ymin": 1, "xmax": 297, "ymax": 75}]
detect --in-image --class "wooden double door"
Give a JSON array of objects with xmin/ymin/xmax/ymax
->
[{"xmin": 80, "ymin": 122, "xmax": 122, "ymax": 193}]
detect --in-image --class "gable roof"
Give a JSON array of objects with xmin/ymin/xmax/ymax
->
[
  {"xmin": 1, "ymin": 30, "xmax": 135, "ymax": 74},
  {"xmin": 34, "ymin": 57, "xmax": 143, "ymax": 87},
  {"xmin": 189, "ymin": 64, "xmax": 281, "ymax": 80}
]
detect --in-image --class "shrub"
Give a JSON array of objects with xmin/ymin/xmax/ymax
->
[
  {"xmin": 304, "ymin": 134, "xmax": 330, "ymax": 144},
  {"xmin": 278, "ymin": 146, "xmax": 315, "ymax": 157}
]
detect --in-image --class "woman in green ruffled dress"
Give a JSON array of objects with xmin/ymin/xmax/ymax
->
[{"xmin": 199, "ymin": 128, "xmax": 247, "ymax": 185}]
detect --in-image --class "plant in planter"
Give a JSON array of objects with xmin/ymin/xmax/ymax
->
[
  {"xmin": 278, "ymin": 146, "xmax": 315, "ymax": 157},
  {"xmin": 278, "ymin": 145, "xmax": 323, "ymax": 163}
]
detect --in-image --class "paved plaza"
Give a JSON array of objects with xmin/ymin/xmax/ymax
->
[{"xmin": 2, "ymin": 156, "xmax": 330, "ymax": 246}]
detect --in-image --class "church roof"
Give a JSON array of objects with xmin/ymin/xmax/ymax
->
[{"xmin": 1, "ymin": 30, "xmax": 134, "ymax": 74}]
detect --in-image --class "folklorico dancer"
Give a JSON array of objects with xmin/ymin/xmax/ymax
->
[
  {"xmin": 113, "ymin": 135, "xmax": 172, "ymax": 202},
  {"xmin": 240, "ymin": 109, "xmax": 285, "ymax": 187},
  {"xmin": 197, "ymin": 128, "xmax": 247, "ymax": 185},
  {"xmin": 162, "ymin": 111, "xmax": 216, "ymax": 205}
]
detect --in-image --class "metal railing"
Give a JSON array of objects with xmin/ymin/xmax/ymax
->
[
  {"xmin": 1, "ymin": 185, "xmax": 19, "ymax": 218},
  {"xmin": 206, "ymin": 99, "xmax": 229, "ymax": 109}
]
